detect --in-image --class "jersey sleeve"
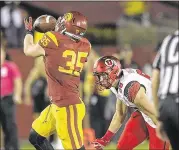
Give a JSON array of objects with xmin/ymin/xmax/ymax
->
[
  {"xmin": 38, "ymin": 31, "xmax": 59, "ymax": 55},
  {"xmin": 34, "ymin": 31, "xmax": 44, "ymax": 44},
  {"xmin": 124, "ymin": 81, "xmax": 141, "ymax": 103},
  {"xmin": 152, "ymin": 51, "xmax": 161, "ymax": 70}
]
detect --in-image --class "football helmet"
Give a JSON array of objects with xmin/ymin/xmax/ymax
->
[
  {"xmin": 55, "ymin": 11, "xmax": 87, "ymax": 37},
  {"xmin": 93, "ymin": 56, "xmax": 121, "ymax": 90}
]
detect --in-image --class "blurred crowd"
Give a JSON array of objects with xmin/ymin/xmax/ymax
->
[
  {"xmin": 0, "ymin": 1, "xmax": 177, "ymax": 149},
  {"xmin": 1, "ymin": 2, "xmax": 28, "ymax": 48}
]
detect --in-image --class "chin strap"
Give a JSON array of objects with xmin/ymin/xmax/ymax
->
[
  {"xmin": 60, "ymin": 28, "xmax": 66, "ymax": 34},
  {"xmin": 64, "ymin": 31, "xmax": 82, "ymax": 41}
]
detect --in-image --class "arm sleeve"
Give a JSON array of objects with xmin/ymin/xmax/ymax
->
[
  {"xmin": 10, "ymin": 62, "xmax": 21, "ymax": 79},
  {"xmin": 124, "ymin": 81, "xmax": 141, "ymax": 103},
  {"xmin": 152, "ymin": 51, "xmax": 161, "ymax": 70}
]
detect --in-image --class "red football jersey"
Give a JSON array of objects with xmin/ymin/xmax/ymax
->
[{"xmin": 38, "ymin": 31, "xmax": 91, "ymax": 107}]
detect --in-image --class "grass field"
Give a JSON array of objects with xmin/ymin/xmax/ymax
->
[
  {"xmin": 21, "ymin": 140, "xmax": 149, "ymax": 150},
  {"xmin": 105, "ymin": 141, "xmax": 148, "ymax": 149}
]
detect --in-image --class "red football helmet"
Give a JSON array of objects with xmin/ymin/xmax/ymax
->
[
  {"xmin": 93, "ymin": 56, "xmax": 122, "ymax": 90},
  {"xmin": 55, "ymin": 11, "xmax": 87, "ymax": 37}
]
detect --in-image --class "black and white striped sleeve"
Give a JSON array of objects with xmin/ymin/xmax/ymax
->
[{"xmin": 153, "ymin": 51, "xmax": 161, "ymax": 70}]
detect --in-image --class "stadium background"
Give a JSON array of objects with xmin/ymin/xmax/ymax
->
[{"xmin": 0, "ymin": 1, "xmax": 178, "ymax": 149}]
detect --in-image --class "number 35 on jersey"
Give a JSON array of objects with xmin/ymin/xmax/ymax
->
[
  {"xmin": 58, "ymin": 50, "xmax": 88, "ymax": 76},
  {"xmin": 39, "ymin": 32, "xmax": 90, "ymax": 77}
]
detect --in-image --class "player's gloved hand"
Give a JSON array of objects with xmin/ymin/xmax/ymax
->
[
  {"xmin": 92, "ymin": 137, "xmax": 110, "ymax": 149},
  {"xmin": 24, "ymin": 17, "xmax": 33, "ymax": 35},
  {"xmin": 92, "ymin": 130, "xmax": 115, "ymax": 149},
  {"xmin": 156, "ymin": 121, "xmax": 169, "ymax": 141}
]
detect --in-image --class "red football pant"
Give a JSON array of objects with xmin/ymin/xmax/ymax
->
[{"xmin": 117, "ymin": 111, "xmax": 169, "ymax": 150}]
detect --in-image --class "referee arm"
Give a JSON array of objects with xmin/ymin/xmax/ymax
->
[
  {"xmin": 152, "ymin": 51, "xmax": 161, "ymax": 116},
  {"xmin": 152, "ymin": 51, "xmax": 168, "ymax": 141}
]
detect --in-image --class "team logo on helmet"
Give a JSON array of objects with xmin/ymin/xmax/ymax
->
[
  {"xmin": 64, "ymin": 13, "xmax": 73, "ymax": 21},
  {"xmin": 105, "ymin": 59, "xmax": 114, "ymax": 67}
]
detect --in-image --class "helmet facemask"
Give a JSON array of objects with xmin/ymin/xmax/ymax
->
[
  {"xmin": 93, "ymin": 62, "xmax": 121, "ymax": 91},
  {"xmin": 55, "ymin": 12, "xmax": 87, "ymax": 40},
  {"xmin": 93, "ymin": 71, "xmax": 114, "ymax": 91},
  {"xmin": 55, "ymin": 16, "xmax": 66, "ymax": 34},
  {"xmin": 93, "ymin": 56, "xmax": 122, "ymax": 91}
]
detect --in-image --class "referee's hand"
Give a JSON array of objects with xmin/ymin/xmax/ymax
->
[
  {"xmin": 13, "ymin": 95, "xmax": 22, "ymax": 105},
  {"xmin": 156, "ymin": 121, "xmax": 169, "ymax": 141}
]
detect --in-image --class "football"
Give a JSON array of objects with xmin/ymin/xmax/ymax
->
[{"xmin": 33, "ymin": 15, "xmax": 57, "ymax": 33}]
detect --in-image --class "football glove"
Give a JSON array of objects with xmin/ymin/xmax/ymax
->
[
  {"xmin": 24, "ymin": 17, "xmax": 33, "ymax": 35},
  {"xmin": 92, "ymin": 137, "xmax": 110, "ymax": 149},
  {"xmin": 92, "ymin": 130, "xmax": 115, "ymax": 149}
]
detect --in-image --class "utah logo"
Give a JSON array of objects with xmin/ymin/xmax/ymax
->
[{"xmin": 105, "ymin": 59, "xmax": 114, "ymax": 67}]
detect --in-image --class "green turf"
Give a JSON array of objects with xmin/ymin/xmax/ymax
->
[
  {"xmin": 21, "ymin": 140, "xmax": 149, "ymax": 150},
  {"xmin": 105, "ymin": 141, "xmax": 148, "ymax": 149}
]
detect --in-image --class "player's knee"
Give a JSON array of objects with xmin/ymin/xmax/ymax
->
[
  {"xmin": 117, "ymin": 141, "xmax": 132, "ymax": 150},
  {"xmin": 29, "ymin": 128, "xmax": 46, "ymax": 145}
]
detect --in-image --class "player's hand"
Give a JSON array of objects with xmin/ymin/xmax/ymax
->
[
  {"xmin": 156, "ymin": 121, "xmax": 169, "ymax": 141},
  {"xmin": 92, "ymin": 138, "xmax": 110, "ymax": 149},
  {"xmin": 24, "ymin": 17, "xmax": 33, "ymax": 31}
]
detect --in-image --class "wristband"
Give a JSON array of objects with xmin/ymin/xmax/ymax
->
[
  {"xmin": 26, "ymin": 30, "xmax": 34, "ymax": 36},
  {"xmin": 102, "ymin": 130, "xmax": 115, "ymax": 141}
]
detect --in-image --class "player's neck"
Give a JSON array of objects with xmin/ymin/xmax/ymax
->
[
  {"xmin": 112, "ymin": 70, "xmax": 123, "ymax": 90},
  {"xmin": 112, "ymin": 79, "xmax": 120, "ymax": 91}
]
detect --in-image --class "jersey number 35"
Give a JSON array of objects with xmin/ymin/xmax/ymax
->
[{"xmin": 58, "ymin": 50, "xmax": 88, "ymax": 76}]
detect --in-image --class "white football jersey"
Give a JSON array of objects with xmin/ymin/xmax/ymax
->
[{"xmin": 110, "ymin": 68, "xmax": 156, "ymax": 128}]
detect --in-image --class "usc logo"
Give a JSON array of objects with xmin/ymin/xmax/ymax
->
[{"xmin": 64, "ymin": 13, "xmax": 73, "ymax": 21}]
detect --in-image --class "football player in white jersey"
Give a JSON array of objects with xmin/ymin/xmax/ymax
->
[{"xmin": 91, "ymin": 56, "xmax": 169, "ymax": 150}]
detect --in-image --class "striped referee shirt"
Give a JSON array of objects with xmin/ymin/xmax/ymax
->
[{"xmin": 153, "ymin": 30, "xmax": 179, "ymax": 99}]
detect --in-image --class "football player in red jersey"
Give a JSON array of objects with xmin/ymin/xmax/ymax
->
[
  {"xmin": 23, "ymin": 11, "xmax": 91, "ymax": 150},
  {"xmin": 92, "ymin": 56, "xmax": 169, "ymax": 150}
]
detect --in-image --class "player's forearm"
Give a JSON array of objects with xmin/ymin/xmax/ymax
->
[
  {"xmin": 135, "ymin": 87, "xmax": 158, "ymax": 125},
  {"xmin": 139, "ymin": 106, "xmax": 158, "ymax": 125},
  {"xmin": 108, "ymin": 112, "xmax": 122, "ymax": 133},
  {"xmin": 24, "ymin": 34, "xmax": 45, "ymax": 57},
  {"xmin": 24, "ymin": 34, "xmax": 34, "ymax": 56},
  {"xmin": 136, "ymin": 95, "xmax": 158, "ymax": 124},
  {"xmin": 149, "ymin": 114, "xmax": 158, "ymax": 125},
  {"xmin": 101, "ymin": 112, "xmax": 123, "ymax": 142}
]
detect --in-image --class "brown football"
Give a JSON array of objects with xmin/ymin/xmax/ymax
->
[{"xmin": 33, "ymin": 15, "xmax": 57, "ymax": 33}]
